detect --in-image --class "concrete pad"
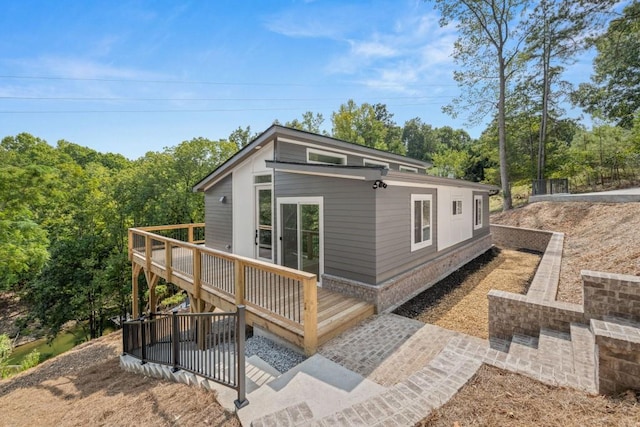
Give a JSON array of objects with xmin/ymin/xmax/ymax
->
[{"xmin": 237, "ymin": 354, "xmax": 386, "ymax": 426}]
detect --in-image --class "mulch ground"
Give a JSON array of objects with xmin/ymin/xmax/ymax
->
[{"xmin": 394, "ymin": 247, "xmax": 540, "ymax": 338}]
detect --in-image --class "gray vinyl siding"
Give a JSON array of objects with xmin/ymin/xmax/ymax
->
[
  {"xmin": 374, "ymin": 186, "xmax": 438, "ymax": 283},
  {"xmin": 204, "ymin": 174, "xmax": 233, "ymax": 252},
  {"xmin": 274, "ymin": 171, "xmax": 377, "ymax": 284},
  {"xmin": 276, "ymin": 140, "xmax": 424, "ymax": 173},
  {"xmin": 472, "ymin": 191, "xmax": 491, "ymax": 239}
]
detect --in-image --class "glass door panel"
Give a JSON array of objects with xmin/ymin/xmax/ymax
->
[
  {"xmin": 300, "ymin": 204, "xmax": 319, "ymax": 276},
  {"xmin": 256, "ymin": 187, "xmax": 272, "ymax": 260},
  {"xmin": 281, "ymin": 203, "xmax": 298, "ymax": 269}
]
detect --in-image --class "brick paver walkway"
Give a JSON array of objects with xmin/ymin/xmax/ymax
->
[{"xmin": 249, "ymin": 313, "xmax": 597, "ymax": 426}]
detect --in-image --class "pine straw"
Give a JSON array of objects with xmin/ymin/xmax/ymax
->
[
  {"xmin": 0, "ymin": 331, "xmax": 240, "ymax": 427},
  {"xmin": 491, "ymin": 202, "xmax": 640, "ymax": 304},
  {"xmin": 417, "ymin": 365, "xmax": 640, "ymax": 427}
]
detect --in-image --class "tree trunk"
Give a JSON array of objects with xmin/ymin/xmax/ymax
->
[
  {"xmin": 537, "ymin": 15, "xmax": 551, "ymax": 181},
  {"xmin": 498, "ymin": 56, "xmax": 512, "ymax": 210}
]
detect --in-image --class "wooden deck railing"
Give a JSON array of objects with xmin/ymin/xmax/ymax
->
[{"xmin": 128, "ymin": 224, "xmax": 318, "ymax": 354}]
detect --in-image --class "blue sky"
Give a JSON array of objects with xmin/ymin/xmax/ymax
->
[{"xmin": 1, "ymin": 0, "xmax": 597, "ymax": 159}]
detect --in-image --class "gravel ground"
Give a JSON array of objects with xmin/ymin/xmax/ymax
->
[{"xmin": 244, "ymin": 335, "xmax": 307, "ymax": 373}]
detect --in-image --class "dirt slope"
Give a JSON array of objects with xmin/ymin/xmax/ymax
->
[
  {"xmin": 492, "ymin": 202, "xmax": 640, "ymax": 303},
  {"xmin": 0, "ymin": 331, "xmax": 240, "ymax": 427}
]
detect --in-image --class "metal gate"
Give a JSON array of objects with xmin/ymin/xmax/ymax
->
[{"xmin": 123, "ymin": 305, "xmax": 248, "ymax": 408}]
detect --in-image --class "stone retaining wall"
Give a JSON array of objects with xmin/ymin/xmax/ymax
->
[
  {"xmin": 490, "ymin": 224, "xmax": 552, "ymax": 253},
  {"xmin": 324, "ymin": 234, "xmax": 493, "ymax": 313},
  {"xmin": 591, "ymin": 317, "xmax": 640, "ymax": 395},
  {"xmin": 488, "ymin": 290, "xmax": 584, "ymax": 339},
  {"xmin": 583, "ymin": 271, "xmax": 640, "ymax": 321}
]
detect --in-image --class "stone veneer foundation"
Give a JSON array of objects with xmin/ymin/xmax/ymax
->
[{"xmin": 323, "ymin": 234, "xmax": 493, "ymax": 313}]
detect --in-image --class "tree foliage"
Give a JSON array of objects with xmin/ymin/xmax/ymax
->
[
  {"xmin": 331, "ymin": 100, "xmax": 405, "ymax": 154},
  {"xmin": 573, "ymin": 1, "xmax": 640, "ymax": 128},
  {"xmin": 428, "ymin": 0, "xmax": 527, "ymax": 210},
  {"xmin": 518, "ymin": 0, "xmax": 616, "ymax": 180}
]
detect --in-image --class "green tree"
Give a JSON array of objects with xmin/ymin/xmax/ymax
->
[
  {"xmin": 573, "ymin": 1, "xmax": 640, "ymax": 128},
  {"xmin": 519, "ymin": 0, "xmax": 614, "ymax": 180},
  {"xmin": 332, "ymin": 100, "xmax": 405, "ymax": 154},
  {"xmin": 285, "ymin": 111, "xmax": 326, "ymax": 134},
  {"xmin": 228, "ymin": 126, "xmax": 254, "ymax": 148},
  {"xmin": 428, "ymin": 0, "xmax": 527, "ymax": 210}
]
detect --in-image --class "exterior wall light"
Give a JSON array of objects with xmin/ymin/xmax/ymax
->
[{"xmin": 372, "ymin": 180, "xmax": 387, "ymax": 189}]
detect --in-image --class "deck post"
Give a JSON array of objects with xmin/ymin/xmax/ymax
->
[
  {"xmin": 193, "ymin": 247, "xmax": 201, "ymax": 301},
  {"xmin": 165, "ymin": 243, "xmax": 173, "ymax": 283},
  {"xmin": 188, "ymin": 225, "xmax": 194, "ymax": 243},
  {"xmin": 144, "ymin": 234, "xmax": 152, "ymax": 275},
  {"xmin": 234, "ymin": 260, "xmax": 245, "ymax": 305},
  {"xmin": 234, "ymin": 305, "xmax": 249, "ymax": 409},
  {"xmin": 132, "ymin": 265, "xmax": 140, "ymax": 319},
  {"xmin": 302, "ymin": 276, "xmax": 318, "ymax": 356},
  {"xmin": 146, "ymin": 273, "xmax": 159, "ymax": 314},
  {"xmin": 127, "ymin": 229, "xmax": 133, "ymax": 261}
]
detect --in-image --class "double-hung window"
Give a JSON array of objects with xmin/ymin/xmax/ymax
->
[
  {"xmin": 411, "ymin": 194, "xmax": 433, "ymax": 251},
  {"xmin": 474, "ymin": 195, "xmax": 483, "ymax": 230}
]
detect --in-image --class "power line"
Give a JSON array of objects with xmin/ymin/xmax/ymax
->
[
  {"xmin": 0, "ymin": 102, "xmax": 444, "ymax": 114},
  {"xmin": 0, "ymin": 74, "xmax": 459, "ymax": 88},
  {"xmin": 0, "ymin": 95, "xmax": 455, "ymax": 101}
]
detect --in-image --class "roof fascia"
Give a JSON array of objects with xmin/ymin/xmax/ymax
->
[
  {"xmin": 384, "ymin": 170, "xmax": 500, "ymax": 192},
  {"xmin": 266, "ymin": 160, "xmax": 386, "ymax": 181}
]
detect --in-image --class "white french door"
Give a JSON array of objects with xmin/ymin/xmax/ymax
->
[{"xmin": 277, "ymin": 197, "xmax": 323, "ymax": 278}]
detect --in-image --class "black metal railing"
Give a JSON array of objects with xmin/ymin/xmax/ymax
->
[
  {"xmin": 532, "ymin": 178, "xmax": 569, "ymax": 196},
  {"xmin": 123, "ymin": 306, "xmax": 248, "ymax": 408}
]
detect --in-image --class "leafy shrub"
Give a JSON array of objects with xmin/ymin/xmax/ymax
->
[{"xmin": 20, "ymin": 349, "xmax": 40, "ymax": 371}]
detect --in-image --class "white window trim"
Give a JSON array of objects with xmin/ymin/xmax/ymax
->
[
  {"xmin": 400, "ymin": 165, "xmax": 419, "ymax": 173},
  {"xmin": 473, "ymin": 195, "xmax": 483, "ymax": 230},
  {"xmin": 363, "ymin": 158, "xmax": 389, "ymax": 168},
  {"xmin": 306, "ymin": 148, "xmax": 347, "ymax": 165},
  {"xmin": 410, "ymin": 194, "xmax": 433, "ymax": 251},
  {"xmin": 253, "ymin": 173, "xmax": 273, "ymax": 185},
  {"xmin": 280, "ymin": 137, "xmax": 423, "ymax": 171},
  {"xmin": 452, "ymin": 196, "xmax": 463, "ymax": 218}
]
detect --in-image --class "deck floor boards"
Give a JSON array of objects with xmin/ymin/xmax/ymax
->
[{"xmin": 132, "ymin": 247, "xmax": 374, "ymax": 350}]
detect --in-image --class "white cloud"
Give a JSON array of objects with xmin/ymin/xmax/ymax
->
[
  {"xmin": 350, "ymin": 40, "xmax": 397, "ymax": 58},
  {"xmin": 7, "ymin": 56, "xmax": 162, "ymax": 81}
]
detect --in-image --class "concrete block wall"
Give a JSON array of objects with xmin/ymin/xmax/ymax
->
[{"xmin": 324, "ymin": 234, "xmax": 492, "ymax": 313}]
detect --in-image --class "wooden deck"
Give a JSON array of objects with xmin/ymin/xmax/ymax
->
[{"xmin": 129, "ymin": 224, "xmax": 374, "ymax": 355}]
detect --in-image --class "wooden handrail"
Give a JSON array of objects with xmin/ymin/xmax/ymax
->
[{"xmin": 129, "ymin": 224, "xmax": 318, "ymax": 351}]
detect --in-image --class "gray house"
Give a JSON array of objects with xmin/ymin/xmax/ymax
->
[{"xmin": 194, "ymin": 125, "xmax": 498, "ymax": 312}]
